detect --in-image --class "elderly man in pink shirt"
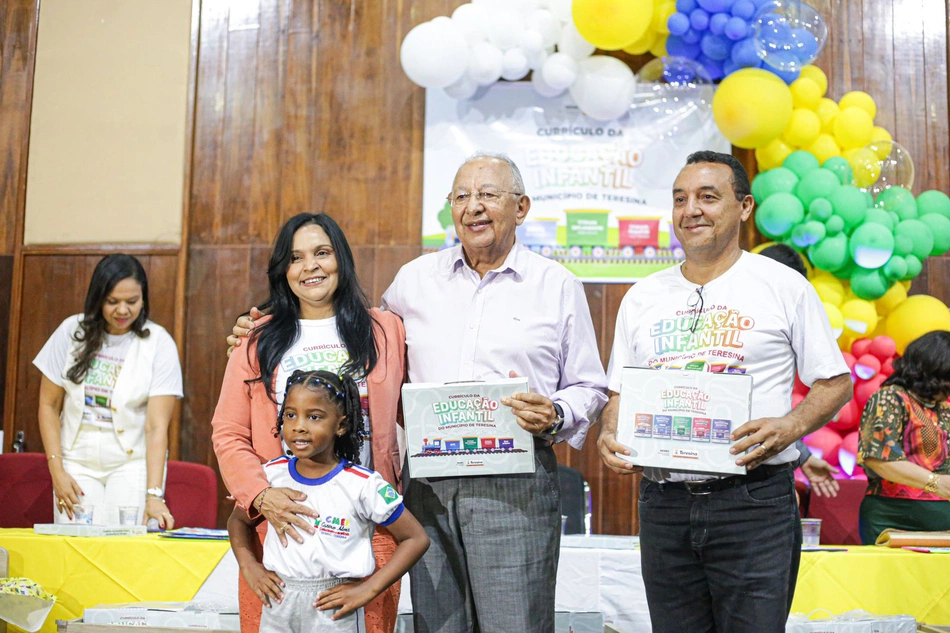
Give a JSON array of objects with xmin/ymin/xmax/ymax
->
[{"xmin": 382, "ymin": 151, "xmax": 607, "ymax": 633}]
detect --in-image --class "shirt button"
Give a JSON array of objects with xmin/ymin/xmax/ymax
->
[
  {"xmin": 477, "ymin": 289, "xmax": 482, "ymax": 294},
  {"xmin": 116, "ymin": 429, "xmax": 124, "ymax": 434},
  {"xmin": 469, "ymin": 324, "xmax": 475, "ymax": 329},
  {"xmin": 126, "ymin": 450, "xmax": 133, "ymax": 455}
]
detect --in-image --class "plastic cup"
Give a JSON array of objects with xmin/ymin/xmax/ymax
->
[
  {"xmin": 73, "ymin": 504, "xmax": 94, "ymax": 525},
  {"xmin": 801, "ymin": 518, "xmax": 821, "ymax": 547},
  {"xmin": 118, "ymin": 506, "xmax": 139, "ymax": 526}
]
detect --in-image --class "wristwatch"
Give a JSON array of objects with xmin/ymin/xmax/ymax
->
[
  {"xmin": 545, "ymin": 403, "xmax": 566, "ymax": 437},
  {"xmin": 146, "ymin": 487, "xmax": 165, "ymax": 501}
]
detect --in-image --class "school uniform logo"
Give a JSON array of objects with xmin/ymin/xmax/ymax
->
[{"xmin": 314, "ymin": 513, "xmax": 352, "ymax": 539}]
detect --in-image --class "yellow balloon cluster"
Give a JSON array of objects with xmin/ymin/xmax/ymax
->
[
  {"xmin": 812, "ymin": 269, "xmax": 950, "ymax": 354},
  {"xmin": 712, "ymin": 69, "xmax": 793, "ymax": 150},
  {"xmin": 573, "ymin": 0, "xmax": 654, "ymax": 51},
  {"xmin": 755, "ymin": 66, "xmax": 893, "ymax": 173},
  {"xmin": 622, "ymin": 0, "xmax": 675, "ymax": 58}
]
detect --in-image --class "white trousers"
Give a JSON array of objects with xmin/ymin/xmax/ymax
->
[{"xmin": 54, "ymin": 425, "xmax": 154, "ymax": 525}]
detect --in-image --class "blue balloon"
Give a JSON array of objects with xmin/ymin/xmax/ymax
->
[
  {"xmin": 690, "ymin": 8, "xmax": 710, "ymax": 31},
  {"xmin": 665, "ymin": 35, "xmax": 703, "ymax": 59},
  {"xmin": 709, "ymin": 12, "xmax": 730, "ymax": 35},
  {"xmin": 722, "ymin": 57, "xmax": 740, "ymax": 76},
  {"xmin": 668, "ymin": 11, "xmax": 691, "ymax": 36},
  {"xmin": 682, "ymin": 27, "xmax": 703, "ymax": 44},
  {"xmin": 730, "ymin": 37, "xmax": 760, "ymax": 67},
  {"xmin": 724, "ymin": 16, "xmax": 748, "ymax": 40},
  {"xmin": 663, "ymin": 64, "xmax": 698, "ymax": 83},
  {"xmin": 697, "ymin": 54, "xmax": 724, "ymax": 80},
  {"xmin": 768, "ymin": 58, "xmax": 801, "ymax": 84},
  {"xmin": 750, "ymin": 0, "xmax": 772, "ymax": 7},
  {"xmin": 697, "ymin": 0, "xmax": 733, "ymax": 12},
  {"xmin": 790, "ymin": 28, "xmax": 819, "ymax": 61},
  {"xmin": 676, "ymin": 0, "xmax": 698, "ymax": 12},
  {"xmin": 730, "ymin": 0, "xmax": 755, "ymax": 19},
  {"xmin": 700, "ymin": 33, "xmax": 732, "ymax": 60}
]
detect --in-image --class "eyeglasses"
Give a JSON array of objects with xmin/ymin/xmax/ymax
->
[
  {"xmin": 447, "ymin": 189, "xmax": 523, "ymax": 208},
  {"xmin": 687, "ymin": 286, "xmax": 704, "ymax": 334}
]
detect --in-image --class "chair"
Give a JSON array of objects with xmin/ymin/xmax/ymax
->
[
  {"xmin": 165, "ymin": 460, "xmax": 218, "ymax": 528},
  {"xmin": 557, "ymin": 464, "xmax": 592, "ymax": 535},
  {"xmin": 806, "ymin": 478, "xmax": 867, "ymax": 545},
  {"xmin": 0, "ymin": 453, "xmax": 54, "ymax": 527}
]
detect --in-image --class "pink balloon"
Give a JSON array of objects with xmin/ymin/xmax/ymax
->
[
  {"xmin": 851, "ymin": 338, "xmax": 872, "ymax": 358},
  {"xmin": 828, "ymin": 399, "xmax": 860, "ymax": 433},
  {"xmin": 868, "ymin": 335, "xmax": 897, "ymax": 361},
  {"xmin": 856, "ymin": 375, "xmax": 887, "ymax": 409},
  {"xmin": 793, "ymin": 374, "xmax": 809, "ymax": 397},
  {"xmin": 881, "ymin": 358, "xmax": 894, "ymax": 376},
  {"xmin": 804, "ymin": 426, "xmax": 843, "ymax": 467},
  {"xmin": 792, "ymin": 392, "xmax": 806, "ymax": 409},
  {"xmin": 841, "ymin": 430, "xmax": 859, "ymax": 454},
  {"xmin": 841, "ymin": 352, "xmax": 857, "ymax": 371},
  {"xmin": 837, "ymin": 431, "xmax": 860, "ymax": 476},
  {"xmin": 854, "ymin": 354, "xmax": 881, "ymax": 380}
]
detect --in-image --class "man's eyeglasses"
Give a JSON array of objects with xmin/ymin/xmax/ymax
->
[
  {"xmin": 447, "ymin": 189, "xmax": 523, "ymax": 208},
  {"xmin": 687, "ymin": 286, "xmax": 705, "ymax": 334}
]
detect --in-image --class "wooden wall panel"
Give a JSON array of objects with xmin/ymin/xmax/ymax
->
[{"xmin": 8, "ymin": 253, "xmax": 178, "ymax": 456}]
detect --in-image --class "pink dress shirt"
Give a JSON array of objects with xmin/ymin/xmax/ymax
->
[{"xmin": 382, "ymin": 243, "xmax": 607, "ymax": 449}]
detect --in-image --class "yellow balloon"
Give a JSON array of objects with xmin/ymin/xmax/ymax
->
[
  {"xmin": 806, "ymin": 133, "xmax": 841, "ymax": 164},
  {"xmin": 822, "ymin": 302, "xmax": 844, "ymax": 340},
  {"xmin": 834, "ymin": 107, "xmax": 874, "ymax": 150},
  {"xmin": 783, "ymin": 108, "xmax": 821, "ymax": 147},
  {"xmin": 812, "ymin": 274, "xmax": 845, "ymax": 305},
  {"xmin": 757, "ymin": 137, "xmax": 794, "ymax": 170},
  {"xmin": 573, "ymin": 0, "xmax": 654, "ymax": 50},
  {"xmin": 885, "ymin": 294, "xmax": 950, "ymax": 354},
  {"xmin": 713, "ymin": 69, "xmax": 793, "ymax": 149},
  {"xmin": 815, "ymin": 98, "xmax": 839, "ymax": 134},
  {"xmin": 652, "ymin": 0, "xmax": 677, "ymax": 34},
  {"xmin": 875, "ymin": 281, "xmax": 907, "ymax": 316},
  {"xmin": 798, "ymin": 65, "xmax": 828, "ymax": 97},
  {"xmin": 838, "ymin": 91, "xmax": 877, "ymax": 120},
  {"xmin": 623, "ymin": 28, "xmax": 656, "ymax": 54},
  {"xmin": 869, "ymin": 127, "xmax": 893, "ymax": 160},
  {"xmin": 790, "ymin": 78, "xmax": 822, "ymax": 111},
  {"xmin": 847, "ymin": 147, "xmax": 882, "ymax": 188},
  {"xmin": 841, "ymin": 298, "xmax": 878, "ymax": 338},
  {"xmin": 649, "ymin": 35, "xmax": 668, "ymax": 58}
]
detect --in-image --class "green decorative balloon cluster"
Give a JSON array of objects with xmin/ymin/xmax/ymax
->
[{"xmin": 753, "ymin": 151, "xmax": 950, "ymax": 299}]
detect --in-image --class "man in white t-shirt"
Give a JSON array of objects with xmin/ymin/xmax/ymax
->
[{"xmin": 597, "ymin": 151, "xmax": 853, "ymax": 633}]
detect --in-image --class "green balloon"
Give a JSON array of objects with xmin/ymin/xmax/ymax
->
[
  {"xmin": 828, "ymin": 186, "xmax": 869, "ymax": 233},
  {"xmin": 883, "ymin": 255, "xmax": 908, "ymax": 280},
  {"xmin": 796, "ymin": 170, "xmax": 840, "ymax": 207},
  {"xmin": 783, "ymin": 151, "xmax": 820, "ymax": 180},
  {"xmin": 849, "ymin": 222, "xmax": 895, "ymax": 269},
  {"xmin": 894, "ymin": 219, "xmax": 935, "ymax": 261},
  {"xmin": 822, "ymin": 156, "xmax": 853, "ymax": 185},
  {"xmin": 919, "ymin": 213, "xmax": 950, "ymax": 256},
  {"xmin": 904, "ymin": 254, "xmax": 923, "ymax": 280},
  {"xmin": 875, "ymin": 186, "xmax": 918, "ymax": 220},
  {"xmin": 808, "ymin": 234, "xmax": 850, "ymax": 272},
  {"xmin": 850, "ymin": 268, "xmax": 890, "ymax": 300},
  {"xmin": 916, "ymin": 190, "xmax": 950, "ymax": 220},
  {"xmin": 894, "ymin": 234, "xmax": 914, "ymax": 257},
  {"xmin": 755, "ymin": 192, "xmax": 804, "ymax": 238},
  {"xmin": 751, "ymin": 167, "xmax": 800, "ymax": 203},
  {"xmin": 791, "ymin": 221, "xmax": 826, "ymax": 248},
  {"xmin": 831, "ymin": 258, "xmax": 857, "ymax": 280},
  {"xmin": 864, "ymin": 209, "xmax": 895, "ymax": 230},
  {"xmin": 887, "ymin": 210, "xmax": 901, "ymax": 226},
  {"xmin": 808, "ymin": 198, "xmax": 833, "ymax": 222},
  {"xmin": 824, "ymin": 215, "xmax": 845, "ymax": 235}
]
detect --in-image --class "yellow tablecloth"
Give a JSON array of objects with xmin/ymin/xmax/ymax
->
[
  {"xmin": 0, "ymin": 528, "xmax": 230, "ymax": 633},
  {"xmin": 794, "ymin": 546, "xmax": 950, "ymax": 624}
]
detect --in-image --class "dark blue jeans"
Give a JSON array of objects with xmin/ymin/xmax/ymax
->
[{"xmin": 639, "ymin": 468, "xmax": 802, "ymax": 633}]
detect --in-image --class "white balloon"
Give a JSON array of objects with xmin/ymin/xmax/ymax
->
[
  {"xmin": 531, "ymin": 68, "xmax": 565, "ymax": 97},
  {"xmin": 540, "ymin": 52, "xmax": 579, "ymax": 90},
  {"xmin": 545, "ymin": 0, "xmax": 573, "ymax": 23},
  {"xmin": 512, "ymin": 0, "xmax": 542, "ymax": 18},
  {"xmin": 526, "ymin": 47, "xmax": 549, "ymax": 70},
  {"xmin": 468, "ymin": 41, "xmax": 505, "ymax": 85},
  {"xmin": 569, "ymin": 55, "xmax": 637, "ymax": 121},
  {"xmin": 557, "ymin": 22, "xmax": 595, "ymax": 59},
  {"xmin": 501, "ymin": 48, "xmax": 530, "ymax": 81},
  {"xmin": 519, "ymin": 29, "xmax": 545, "ymax": 54},
  {"xmin": 452, "ymin": 3, "xmax": 491, "ymax": 45},
  {"xmin": 526, "ymin": 9, "xmax": 560, "ymax": 48},
  {"xmin": 400, "ymin": 20, "xmax": 470, "ymax": 89},
  {"xmin": 444, "ymin": 73, "xmax": 480, "ymax": 99},
  {"xmin": 486, "ymin": 10, "xmax": 525, "ymax": 51}
]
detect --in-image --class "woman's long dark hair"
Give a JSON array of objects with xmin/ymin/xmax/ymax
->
[
  {"xmin": 67, "ymin": 254, "xmax": 150, "ymax": 384},
  {"xmin": 883, "ymin": 331, "xmax": 950, "ymax": 401},
  {"xmin": 276, "ymin": 370, "xmax": 364, "ymax": 464},
  {"xmin": 248, "ymin": 213, "xmax": 377, "ymax": 401}
]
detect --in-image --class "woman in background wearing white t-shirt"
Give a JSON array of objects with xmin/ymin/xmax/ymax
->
[
  {"xmin": 212, "ymin": 213, "xmax": 406, "ymax": 633},
  {"xmin": 34, "ymin": 254, "xmax": 183, "ymax": 527}
]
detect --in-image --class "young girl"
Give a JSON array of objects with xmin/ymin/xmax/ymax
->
[{"xmin": 228, "ymin": 370, "xmax": 428, "ymax": 633}]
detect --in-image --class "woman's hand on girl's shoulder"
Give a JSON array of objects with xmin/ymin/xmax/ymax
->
[
  {"xmin": 240, "ymin": 562, "xmax": 284, "ymax": 608},
  {"xmin": 314, "ymin": 580, "xmax": 375, "ymax": 620}
]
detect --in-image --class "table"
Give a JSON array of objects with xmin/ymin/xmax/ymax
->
[{"xmin": 0, "ymin": 529, "xmax": 230, "ymax": 633}]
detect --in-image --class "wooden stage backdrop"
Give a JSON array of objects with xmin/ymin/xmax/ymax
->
[{"xmin": 2, "ymin": 0, "xmax": 949, "ymax": 531}]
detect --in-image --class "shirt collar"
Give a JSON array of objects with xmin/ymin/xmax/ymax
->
[{"xmin": 448, "ymin": 242, "xmax": 526, "ymax": 281}]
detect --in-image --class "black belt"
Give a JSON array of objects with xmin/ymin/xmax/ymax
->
[{"xmin": 657, "ymin": 463, "xmax": 792, "ymax": 496}]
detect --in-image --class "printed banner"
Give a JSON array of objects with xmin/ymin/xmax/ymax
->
[
  {"xmin": 402, "ymin": 378, "xmax": 535, "ymax": 478},
  {"xmin": 616, "ymin": 367, "xmax": 753, "ymax": 475},
  {"xmin": 423, "ymin": 82, "xmax": 729, "ymax": 282}
]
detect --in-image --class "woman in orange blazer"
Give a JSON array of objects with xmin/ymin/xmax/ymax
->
[{"xmin": 211, "ymin": 213, "xmax": 406, "ymax": 633}]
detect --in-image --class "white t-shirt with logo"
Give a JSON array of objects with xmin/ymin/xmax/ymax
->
[
  {"xmin": 606, "ymin": 252, "xmax": 849, "ymax": 482},
  {"xmin": 261, "ymin": 456, "xmax": 404, "ymax": 579},
  {"xmin": 34, "ymin": 316, "xmax": 183, "ymax": 429},
  {"xmin": 275, "ymin": 318, "xmax": 372, "ymax": 468}
]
